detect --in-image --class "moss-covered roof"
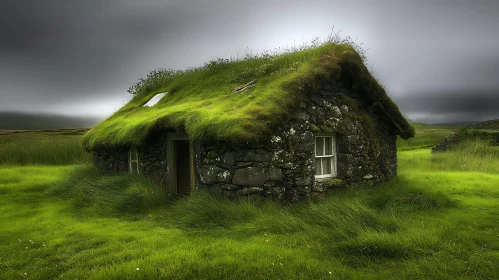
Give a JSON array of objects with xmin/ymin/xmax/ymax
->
[{"xmin": 83, "ymin": 43, "xmax": 414, "ymax": 150}]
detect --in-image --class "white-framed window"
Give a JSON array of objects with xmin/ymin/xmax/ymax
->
[
  {"xmin": 129, "ymin": 147, "xmax": 139, "ymax": 174},
  {"xmin": 314, "ymin": 135, "xmax": 337, "ymax": 178}
]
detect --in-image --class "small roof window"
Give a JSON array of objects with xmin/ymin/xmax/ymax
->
[{"xmin": 143, "ymin": 92, "xmax": 167, "ymax": 107}]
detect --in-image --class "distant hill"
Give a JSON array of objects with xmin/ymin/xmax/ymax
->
[
  {"xmin": 430, "ymin": 121, "xmax": 480, "ymax": 127},
  {"xmin": 0, "ymin": 112, "xmax": 103, "ymax": 130},
  {"xmin": 475, "ymin": 119, "xmax": 499, "ymax": 129}
]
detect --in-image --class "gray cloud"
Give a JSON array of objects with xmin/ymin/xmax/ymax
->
[
  {"xmin": 394, "ymin": 90, "xmax": 499, "ymax": 123},
  {"xmin": 1, "ymin": 0, "xmax": 498, "ymax": 122}
]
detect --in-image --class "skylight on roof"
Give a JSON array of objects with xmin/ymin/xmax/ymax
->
[{"xmin": 143, "ymin": 93, "xmax": 167, "ymax": 107}]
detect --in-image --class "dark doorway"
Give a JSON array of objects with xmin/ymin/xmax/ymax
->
[{"xmin": 175, "ymin": 140, "xmax": 191, "ymax": 195}]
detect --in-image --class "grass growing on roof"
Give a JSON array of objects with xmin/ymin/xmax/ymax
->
[{"xmin": 83, "ymin": 43, "xmax": 413, "ymax": 150}]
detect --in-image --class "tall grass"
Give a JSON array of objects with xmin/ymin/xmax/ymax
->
[
  {"xmin": 399, "ymin": 137, "xmax": 499, "ymax": 174},
  {"xmin": 0, "ymin": 126, "xmax": 498, "ymax": 278},
  {"xmin": 0, "ymin": 130, "xmax": 92, "ymax": 165},
  {"xmin": 430, "ymin": 137, "xmax": 499, "ymax": 173},
  {"xmin": 50, "ymin": 165, "xmax": 167, "ymax": 216},
  {"xmin": 2, "ymin": 160, "xmax": 497, "ymax": 279}
]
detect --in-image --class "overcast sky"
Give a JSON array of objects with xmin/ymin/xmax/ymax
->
[{"xmin": 1, "ymin": 0, "xmax": 498, "ymax": 123}]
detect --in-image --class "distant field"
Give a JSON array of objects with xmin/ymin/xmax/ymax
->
[
  {"xmin": 0, "ymin": 112, "xmax": 102, "ymax": 130},
  {"xmin": 0, "ymin": 124, "xmax": 498, "ymax": 279},
  {"xmin": 396, "ymin": 123, "xmax": 456, "ymax": 150},
  {"xmin": 0, "ymin": 129, "xmax": 92, "ymax": 165}
]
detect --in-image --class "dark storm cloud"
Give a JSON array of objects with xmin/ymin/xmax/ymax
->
[
  {"xmin": 1, "ymin": 0, "xmax": 173, "ymax": 89},
  {"xmin": 0, "ymin": 0, "xmax": 498, "ymax": 122},
  {"xmin": 0, "ymin": 0, "xmax": 260, "ymax": 115},
  {"xmin": 394, "ymin": 90, "xmax": 499, "ymax": 123}
]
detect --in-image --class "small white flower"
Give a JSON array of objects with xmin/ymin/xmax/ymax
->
[
  {"xmin": 329, "ymin": 272, "xmax": 332, "ymax": 275},
  {"xmin": 136, "ymin": 268, "xmax": 140, "ymax": 271},
  {"xmin": 25, "ymin": 247, "xmax": 28, "ymax": 249}
]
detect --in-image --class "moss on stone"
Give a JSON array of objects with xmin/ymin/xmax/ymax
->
[
  {"xmin": 310, "ymin": 124, "xmax": 321, "ymax": 133},
  {"xmin": 326, "ymin": 179, "xmax": 344, "ymax": 188}
]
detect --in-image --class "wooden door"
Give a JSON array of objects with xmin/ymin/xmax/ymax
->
[{"xmin": 175, "ymin": 140, "xmax": 191, "ymax": 195}]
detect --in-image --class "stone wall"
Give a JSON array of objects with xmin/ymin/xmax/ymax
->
[
  {"xmin": 93, "ymin": 79, "xmax": 399, "ymax": 200},
  {"xmin": 432, "ymin": 131, "xmax": 499, "ymax": 153},
  {"xmin": 137, "ymin": 132, "xmax": 168, "ymax": 184},
  {"xmin": 93, "ymin": 147, "xmax": 129, "ymax": 172},
  {"xmin": 194, "ymin": 80, "xmax": 398, "ymax": 200},
  {"xmin": 309, "ymin": 81, "xmax": 397, "ymax": 185},
  {"xmin": 92, "ymin": 131, "xmax": 168, "ymax": 186},
  {"xmin": 432, "ymin": 133, "xmax": 460, "ymax": 153}
]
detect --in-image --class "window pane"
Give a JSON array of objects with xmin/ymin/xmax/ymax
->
[
  {"xmin": 325, "ymin": 137, "xmax": 332, "ymax": 156},
  {"xmin": 315, "ymin": 137, "xmax": 324, "ymax": 156},
  {"xmin": 131, "ymin": 162, "xmax": 138, "ymax": 173},
  {"xmin": 322, "ymin": 158, "xmax": 332, "ymax": 175},
  {"xmin": 315, "ymin": 158, "xmax": 322, "ymax": 175}
]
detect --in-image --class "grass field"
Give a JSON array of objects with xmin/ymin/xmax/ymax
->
[
  {"xmin": 0, "ymin": 125, "xmax": 498, "ymax": 279},
  {"xmin": 395, "ymin": 123, "xmax": 455, "ymax": 151},
  {"xmin": 0, "ymin": 129, "xmax": 91, "ymax": 165}
]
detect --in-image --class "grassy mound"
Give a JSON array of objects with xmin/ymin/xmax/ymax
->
[
  {"xmin": 50, "ymin": 165, "xmax": 167, "ymax": 216},
  {"xmin": 83, "ymin": 43, "xmax": 413, "ymax": 150}
]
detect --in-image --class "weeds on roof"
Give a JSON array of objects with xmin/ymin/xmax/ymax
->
[{"xmin": 83, "ymin": 29, "xmax": 412, "ymax": 150}]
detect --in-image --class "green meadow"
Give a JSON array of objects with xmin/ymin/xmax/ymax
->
[
  {"xmin": 0, "ymin": 127, "xmax": 498, "ymax": 279},
  {"xmin": 0, "ymin": 129, "xmax": 91, "ymax": 165}
]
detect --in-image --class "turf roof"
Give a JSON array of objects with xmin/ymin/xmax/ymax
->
[{"xmin": 83, "ymin": 43, "xmax": 414, "ymax": 150}]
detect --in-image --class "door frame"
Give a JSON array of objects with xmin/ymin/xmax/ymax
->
[{"xmin": 166, "ymin": 132, "xmax": 196, "ymax": 194}]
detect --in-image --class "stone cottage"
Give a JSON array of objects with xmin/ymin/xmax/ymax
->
[{"xmin": 83, "ymin": 43, "xmax": 414, "ymax": 200}]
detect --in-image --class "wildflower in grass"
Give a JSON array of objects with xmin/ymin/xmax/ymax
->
[{"xmin": 136, "ymin": 268, "xmax": 140, "ymax": 271}]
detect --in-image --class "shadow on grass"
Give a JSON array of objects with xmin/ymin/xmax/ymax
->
[{"xmin": 364, "ymin": 176, "xmax": 459, "ymax": 212}]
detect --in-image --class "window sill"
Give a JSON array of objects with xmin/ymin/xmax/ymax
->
[{"xmin": 314, "ymin": 175, "xmax": 336, "ymax": 179}]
